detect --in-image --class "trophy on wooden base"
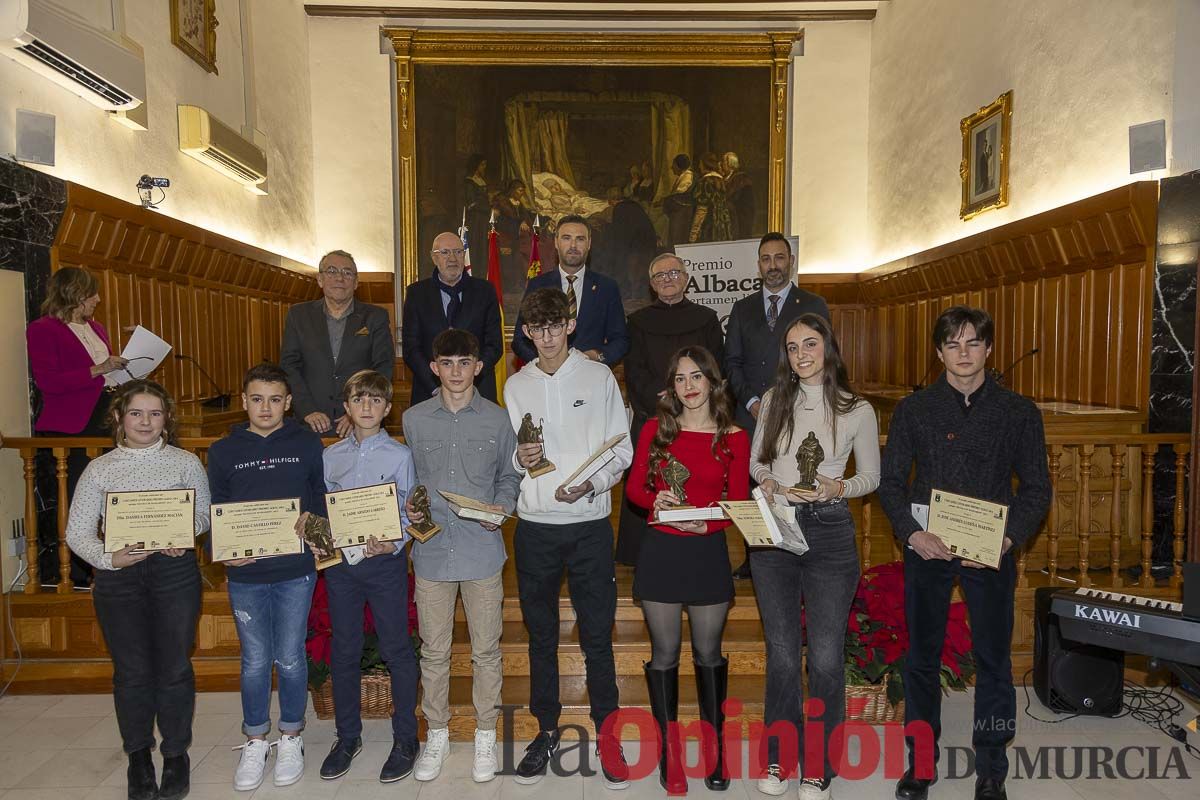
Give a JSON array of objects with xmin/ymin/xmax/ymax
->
[
  {"xmin": 405, "ymin": 484, "xmax": 442, "ymax": 543},
  {"xmin": 651, "ymin": 453, "xmax": 693, "ymax": 523},
  {"xmin": 517, "ymin": 412, "xmax": 556, "ymax": 478},
  {"xmin": 301, "ymin": 513, "xmax": 342, "ymax": 570}
]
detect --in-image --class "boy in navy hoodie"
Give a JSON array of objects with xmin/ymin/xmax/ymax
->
[{"xmin": 207, "ymin": 363, "xmax": 327, "ymax": 792}]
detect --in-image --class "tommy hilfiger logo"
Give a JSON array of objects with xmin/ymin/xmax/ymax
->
[{"xmin": 573, "ymin": 400, "xmax": 586, "ymax": 407}]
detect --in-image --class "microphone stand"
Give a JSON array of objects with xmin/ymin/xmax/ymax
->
[
  {"xmin": 175, "ymin": 354, "xmax": 231, "ymax": 409},
  {"xmin": 996, "ymin": 347, "xmax": 1041, "ymax": 386}
]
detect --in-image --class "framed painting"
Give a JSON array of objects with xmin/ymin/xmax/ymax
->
[
  {"xmin": 385, "ymin": 29, "xmax": 799, "ymax": 322},
  {"xmin": 170, "ymin": 0, "xmax": 218, "ymax": 74},
  {"xmin": 959, "ymin": 90, "xmax": 1012, "ymax": 220}
]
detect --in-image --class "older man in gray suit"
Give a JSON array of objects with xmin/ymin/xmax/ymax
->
[{"xmin": 280, "ymin": 249, "xmax": 394, "ymax": 436}]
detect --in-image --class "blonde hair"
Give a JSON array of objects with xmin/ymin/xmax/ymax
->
[
  {"xmin": 107, "ymin": 380, "xmax": 178, "ymax": 446},
  {"xmin": 41, "ymin": 267, "xmax": 98, "ymax": 320}
]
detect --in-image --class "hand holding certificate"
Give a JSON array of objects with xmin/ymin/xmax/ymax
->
[
  {"xmin": 927, "ymin": 488, "xmax": 1009, "ymax": 569},
  {"xmin": 327, "ymin": 482, "xmax": 405, "ymax": 548},
  {"xmin": 555, "ymin": 434, "xmax": 627, "ymax": 504},
  {"xmin": 104, "ymin": 489, "xmax": 195, "ymax": 553},
  {"xmin": 438, "ymin": 490, "xmax": 510, "ymax": 530},
  {"xmin": 211, "ymin": 498, "xmax": 304, "ymax": 562}
]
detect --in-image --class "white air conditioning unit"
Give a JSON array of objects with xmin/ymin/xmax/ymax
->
[
  {"xmin": 0, "ymin": 0, "xmax": 145, "ymax": 110},
  {"xmin": 177, "ymin": 105, "xmax": 268, "ymax": 189}
]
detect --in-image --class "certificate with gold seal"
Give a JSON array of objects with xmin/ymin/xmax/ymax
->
[
  {"xmin": 928, "ymin": 488, "xmax": 1008, "ymax": 569},
  {"xmin": 210, "ymin": 498, "xmax": 304, "ymax": 562},
  {"xmin": 104, "ymin": 489, "xmax": 196, "ymax": 553},
  {"xmin": 327, "ymin": 482, "xmax": 404, "ymax": 547}
]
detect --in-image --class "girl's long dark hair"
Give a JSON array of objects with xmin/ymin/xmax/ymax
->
[
  {"xmin": 756, "ymin": 313, "xmax": 860, "ymax": 465},
  {"xmin": 646, "ymin": 346, "xmax": 736, "ymax": 490}
]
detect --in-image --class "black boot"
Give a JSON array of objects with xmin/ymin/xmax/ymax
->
[
  {"xmin": 159, "ymin": 752, "xmax": 189, "ymax": 800},
  {"xmin": 126, "ymin": 748, "xmax": 158, "ymax": 800},
  {"xmin": 644, "ymin": 663, "xmax": 688, "ymax": 795},
  {"xmin": 695, "ymin": 658, "xmax": 730, "ymax": 791}
]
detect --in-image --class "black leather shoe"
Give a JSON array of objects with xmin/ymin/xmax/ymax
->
[
  {"xmin": 126, "ymin": 748, "xmax": 157, "ymax": 800},
  {"xmin": 379, "ymin": 739, "xmax": 419, "ymax": 783},
  {"xmin": 514, "ymin": 730, "xmax": 560, "ymax": 785},
  {"xmin": 895, "ymin": 767, "xmax": 938, "ymax": 800},
  {"xmin": 732, "ymin": 560, "xmax": 752, "ymax": 579},
  {"xmin": 976, "ymin": 777, "xmax": 1006, "ymax": 800},
  {"xmin": 158, "ymin": 753, "xmax": 189, "ymax": 800},
  {"xmin": 319, "ymin": 737, "xmax": 363, "ymax": 780}
]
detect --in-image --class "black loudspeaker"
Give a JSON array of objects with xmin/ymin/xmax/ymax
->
[{"xmin": 1033, "ymin": 587, "xmax": 1125, "ymax": 716}]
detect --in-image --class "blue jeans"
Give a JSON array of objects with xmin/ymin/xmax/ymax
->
[
  {"xmin": 750, "ymin": 499, "xmax": 860, "ymax": 780},
  {"xmin": 227, "ymin": 573, "xmax": 317, "ymax": 736}
]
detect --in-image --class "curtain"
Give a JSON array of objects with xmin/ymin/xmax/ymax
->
[
  {"xmin": 536, "ymin": 111, "xmax": 576, "ymax": 187},
  {"xmin": 650, "ymin": 98, "xmax": 690, "ymax": 203},
  {"xmin": 503, "ymin": 102, "xmax": 537, "ymax": 192}
]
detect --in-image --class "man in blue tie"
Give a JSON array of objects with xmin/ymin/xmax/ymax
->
[
  {"xmin": 511, "ymin": 215, "xmax": 630, "ymax": 367},
  {"xmin": 401, "ymin": 232, "xmax": 504, "ymax": 407}
]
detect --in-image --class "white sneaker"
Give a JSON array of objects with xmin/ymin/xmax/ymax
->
[
  {"xmin": 472, "ymin": 728, "xmax": 498, "ymax": 783},
  {"xmin": 798, "ymin": 776, "xmax": 832, "ymax": 800},
  {"xmin": 274, "ymin": 734, "xmax": 305, "ymax": 787},
  {"xmin": 232, "ymin": 738, "xmax": 273, "ymax": 792},
  {"xmin": 414, "ymin": 727, "xmax": 450, "ymax": 781},
  {"xmin": 756, "ymin": 763, "xmax": 788, "ymax": 796}
]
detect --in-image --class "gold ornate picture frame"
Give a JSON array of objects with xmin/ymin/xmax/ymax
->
[
  {"xmin": 383, "ymin": 29, "xmax": 800, "ymax": 297},
  {"xmin": 170, "ymin": 0, "xmax": 218, "ymax": 74},
  {"xmin": 959, "ymin": 90, "xmax": 1012, "ymax": 220}
]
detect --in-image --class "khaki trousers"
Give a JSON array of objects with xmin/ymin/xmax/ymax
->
[{"xmin": 414, "ymin": 569, "xmax": 504, "ymax": 730}]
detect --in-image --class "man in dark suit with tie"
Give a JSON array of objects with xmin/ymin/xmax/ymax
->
[
  {"xmin": 512, "ymin": 214, "xmax": 630, "ymax": 367},
  {"xmin": 280, "ymin": 249, "xmax": 395, "ymax": 436},
  {"xmin": 724, "ymin": 231, "xmax": 830, "ymax": 577},
  {"xmin": 401, "ymin": 231, "xmax": 503, "ymax": 406}
]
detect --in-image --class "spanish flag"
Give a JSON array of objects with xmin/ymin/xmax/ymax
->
[{"xmin": 486, "ymin": 225, "xmax": 506, "ymax": 402}]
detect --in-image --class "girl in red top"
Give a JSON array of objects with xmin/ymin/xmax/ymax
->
[{"xmin": 626, "ymin": 345, "xmax": 749, "ymax": 796}]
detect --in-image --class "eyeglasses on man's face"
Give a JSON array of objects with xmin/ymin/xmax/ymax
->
[
  {"xmin": 650, "ymin": 269, "xmax": 684, "ymax": 284},
  {"xmin": 321, "ymin": 267, "xmax": 357, "ymax": 279},
  {"xmin": 525, "ymin": 322, "xmax": 567, "ymax": 340},
  {"xmin": 433, "ymin": 248, "xmax": 466, "ymax": 259}
]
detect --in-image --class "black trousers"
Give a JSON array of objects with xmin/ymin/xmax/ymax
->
[
  {"xmin": 92, "ymin": 553, "xmax": 202, "ymax": 757},
  {"xmin": 515, "ymin": 517, "xmax": 619, "ymax": 731},
  {"xmin": 902, "ymin": 548, "xmax": 1017, "ymax": 780},
  {"xmin": 35, "ymin": 395, "xmax": 111, "ymax": 586}
]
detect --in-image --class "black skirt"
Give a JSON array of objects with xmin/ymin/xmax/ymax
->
[{"xmin": 633, "ymin": 525, "xmax": 734, "ymax": 605}]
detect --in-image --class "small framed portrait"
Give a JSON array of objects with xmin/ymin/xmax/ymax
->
[
  {"xmin": 170, "ymin": 0, "xmax": 218, "ymax": 74},
  {"xmin": 959, "ymin": 90, "xmax": 1012, "ymax": 220}
]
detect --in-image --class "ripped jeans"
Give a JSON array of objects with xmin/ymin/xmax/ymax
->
[{"xmin": 227, "ymin": 573, "xmax": 317, "ymax": 736}]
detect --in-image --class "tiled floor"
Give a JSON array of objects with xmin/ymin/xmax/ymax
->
[{"xmin": 0, "ymin": 688, "xmax": 1196, "ymax": 799}]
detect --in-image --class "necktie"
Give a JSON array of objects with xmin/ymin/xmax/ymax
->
[
  {"xmin": 566, "ymin": 275, "xmax": 578, "ymax": 320},
  {"xmin": 767, "ymin": 294, "xmax": 780, "ymax": 331}
]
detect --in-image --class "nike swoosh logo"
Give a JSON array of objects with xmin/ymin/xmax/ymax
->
[{"xmin": 573, "ymin": 400, "xmax": 586, "ymax": 407}]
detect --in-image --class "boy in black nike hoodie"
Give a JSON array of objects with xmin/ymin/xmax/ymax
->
[{"xmin": 206, "ymin": 363, "xmax": 328, "ymax": 792}]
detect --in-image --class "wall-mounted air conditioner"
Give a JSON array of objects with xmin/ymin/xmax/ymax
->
[
  {"xmin": 0, "ymin": 0, "xmax": 145, "ymax": 111},
  {"xmin": 178, "ymin": 105, "xmax": 268, "ymax": 189}
]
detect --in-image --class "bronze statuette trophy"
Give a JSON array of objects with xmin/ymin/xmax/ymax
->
[
  {"xmin": 652, "ymin": 453, "xmax": 692, "ymax": 521},
  {"xmin": 790, "ymin": 431, "xmax": 825, "ymax": 494},
  {"xmin": 405, "ymin": 484, "xmax": 442, "ymax": 543},
  {"xmin": 517, "ymin": 412, "xmax": 556, "ymax": 478},
  {"xmin": 302, "ymin": 513, "xmax": 342, "ymax": 570}
]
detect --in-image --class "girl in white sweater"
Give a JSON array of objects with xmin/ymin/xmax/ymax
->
[{"xmin": 66, "ymin": 380, "xmax": 211, "ymax": 800}]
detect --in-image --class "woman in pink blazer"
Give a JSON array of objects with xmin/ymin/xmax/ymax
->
[{"xmin": 26, "ymin": 267, "xmax": 128, "ymax": 586}]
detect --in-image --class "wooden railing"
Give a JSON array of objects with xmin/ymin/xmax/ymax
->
[{"xmin": 2, "ymin": 432, "xmax": 1191, "ymax": 596}]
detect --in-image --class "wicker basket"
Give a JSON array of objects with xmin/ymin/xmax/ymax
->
[
  {"xmin": 310, "ymin": 672, "xmax": 394, "ymax": 720},
  {"xmin": 844, "ymin": 683, "xmax": 904, "ymax": 724}
]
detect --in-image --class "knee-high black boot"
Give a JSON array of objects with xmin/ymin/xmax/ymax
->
[
  {"xmin": 645, "ymin": 663, "xmax": 688, "ymax": 795},
  {"xmin": 695, "ymin": 657, "xmax": 730, "ymax": 791}
]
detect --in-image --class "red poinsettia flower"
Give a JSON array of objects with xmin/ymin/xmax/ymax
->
[{"xmin": 306, "ymin": 629, "xmax": 331, "ymax": 666}]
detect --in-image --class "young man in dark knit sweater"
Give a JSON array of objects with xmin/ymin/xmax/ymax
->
[{"xmin": 878, "ymin": 306, "xmax": 1051, "ymax": 800}]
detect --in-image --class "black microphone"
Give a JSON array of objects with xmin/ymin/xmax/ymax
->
[
  {"xmin": 912, "ymin": 356, "xmax": 939, "ymax": 393},
  {"xmin": 995, "ymin": 347, "xmax": 1040, "ymax": 386},
  {"xmin": 175, "ymin": 354, "xmax": 231, "ymax": 409}
]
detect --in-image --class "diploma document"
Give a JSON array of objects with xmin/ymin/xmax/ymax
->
[
  {"xmin": 104, "ymin": 489, "xmax": 195, "ymax": 553},
  {"xmin": 928, "ymin": 488, "xmax": 1009, "ymax": 569},
  {"xmin": 211, "ymin": 498, "xmax": 304, "ymax": 562},
  {"xmin": 327, "ymin": 482, "xmax": 404, "ymax": 548}
]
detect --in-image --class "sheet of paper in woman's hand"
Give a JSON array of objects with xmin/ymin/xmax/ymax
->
[{"xmin": 118, "ymin": 325, "xmax": 172, "ymax": 382}]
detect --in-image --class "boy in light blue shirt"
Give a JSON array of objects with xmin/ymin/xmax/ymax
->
[{"xmin": 303, "ymin": 369, "xmax": 419, "ymax": 784}]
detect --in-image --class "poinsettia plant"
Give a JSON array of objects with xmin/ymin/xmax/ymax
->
[
  {"xmin": 837, "ymin": 562, "xmax": 975, "ymax": 707},
  {"xmin": 305, "ymin": 571, "xmax": 421, "ymax": 690}
]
